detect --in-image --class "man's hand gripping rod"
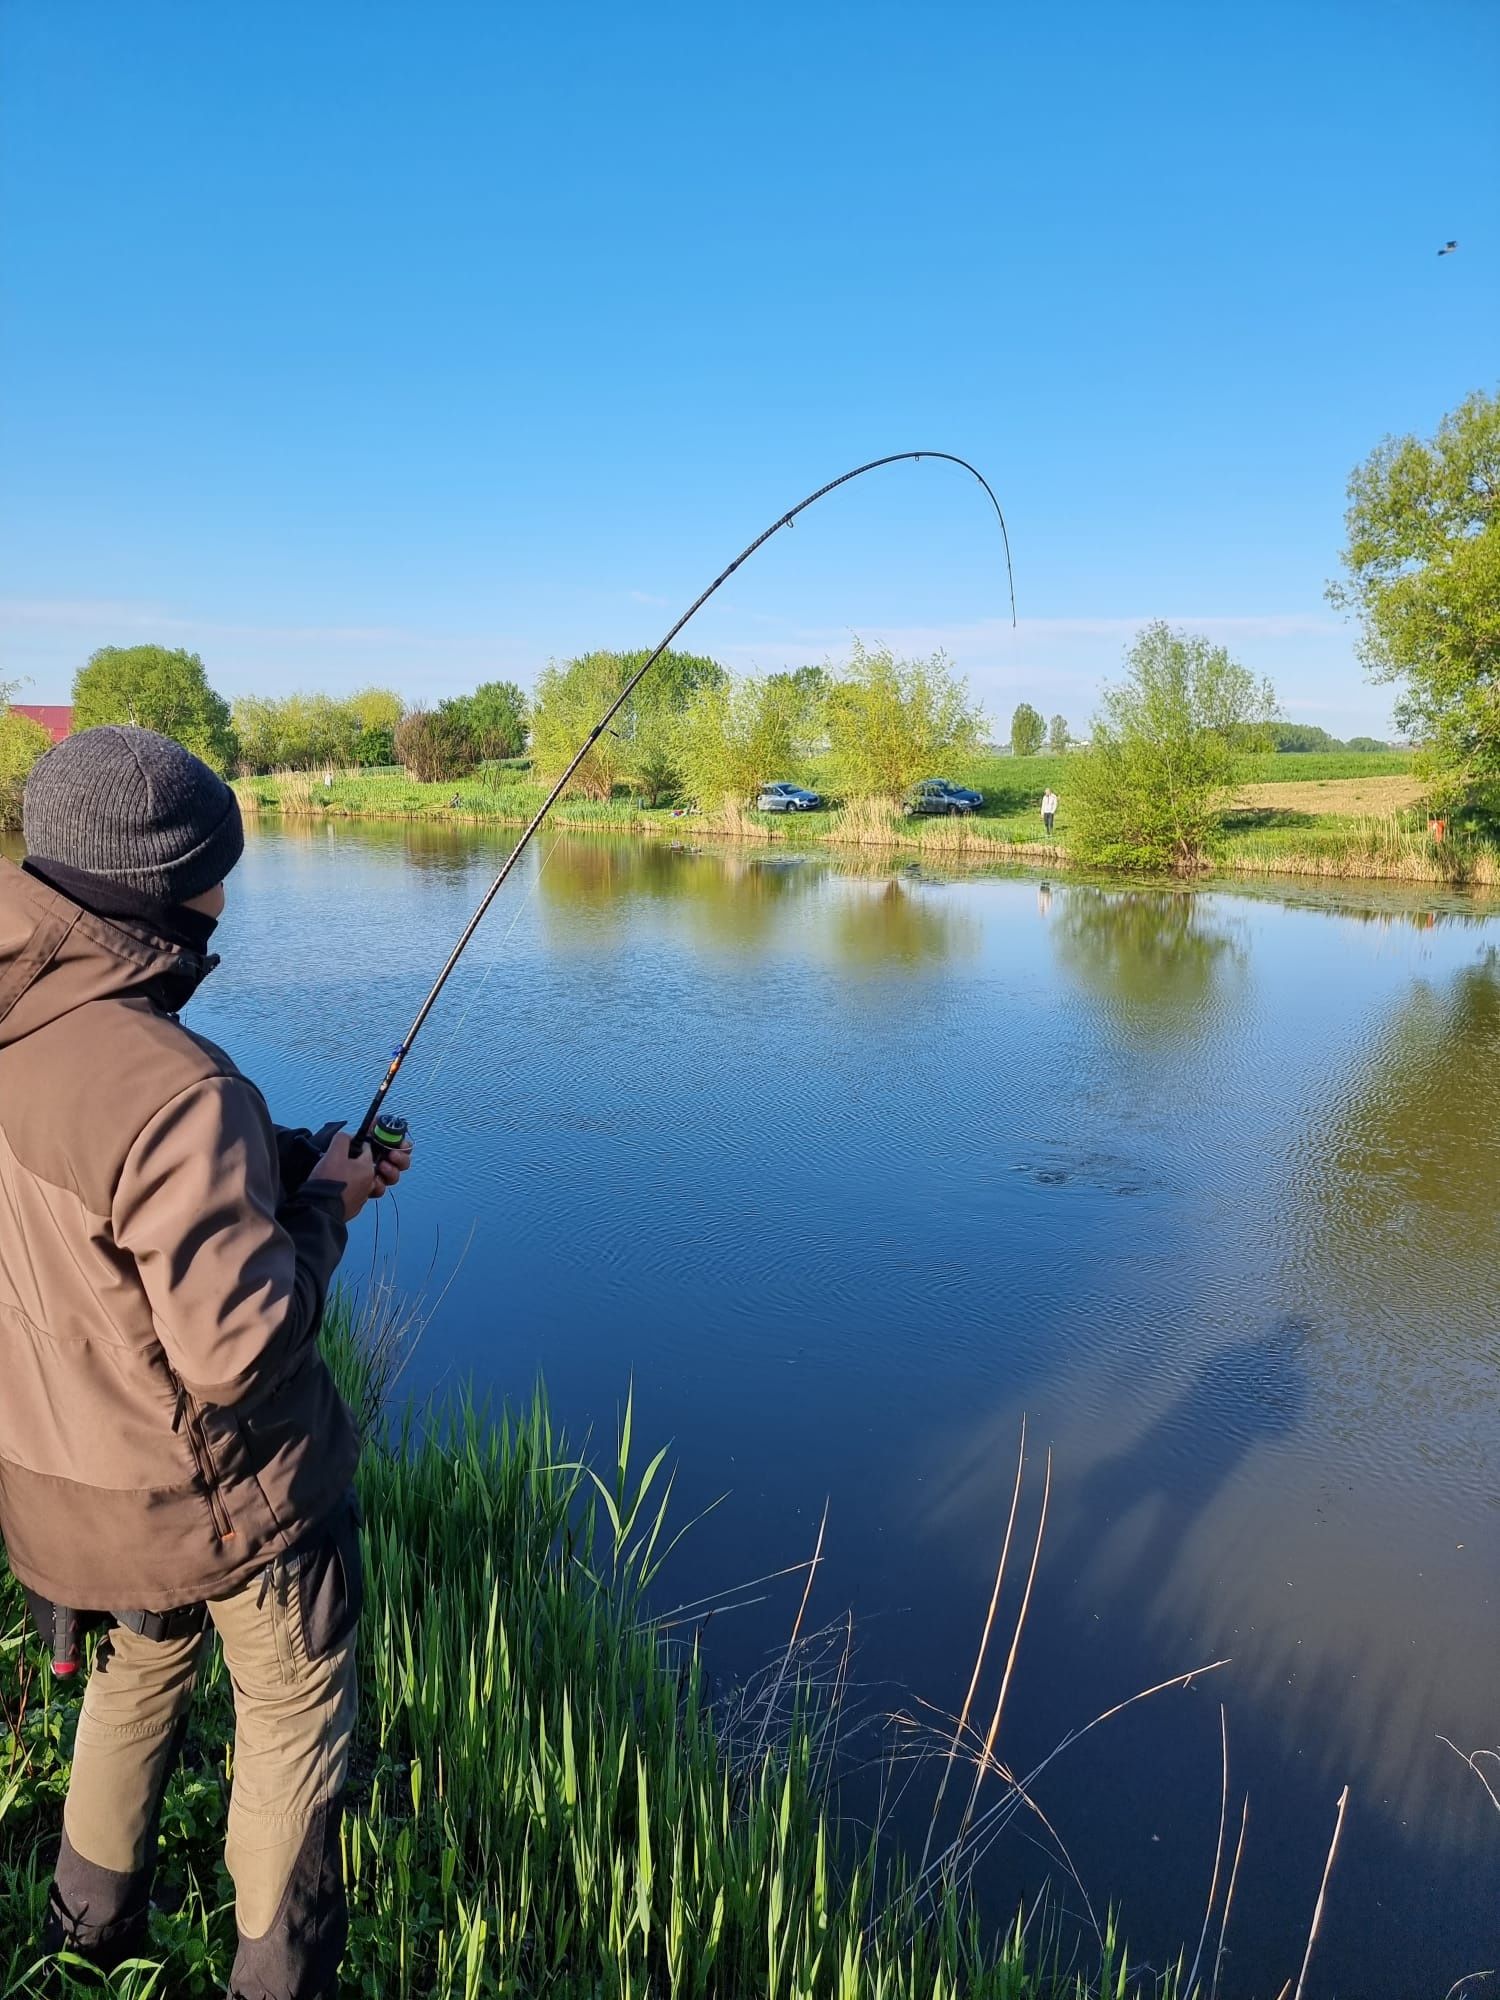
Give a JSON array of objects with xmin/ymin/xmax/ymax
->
[{"xmin": 349, "ymin": 451, "xmax": 1015, "ymax": 1155}]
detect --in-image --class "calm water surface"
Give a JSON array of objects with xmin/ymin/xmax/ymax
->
[{"xmin": 31, "ymin": 824, "xmax": 1500, "ymax": 1990}]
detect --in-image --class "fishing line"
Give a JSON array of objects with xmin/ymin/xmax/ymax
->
[
  {"xmin": 352, "ymin": 450, "xmax": 1014, "ymax": 1149},
  {"xmin": 418, "ymin": 823, "xmax": 565, "ymax": 1092}
]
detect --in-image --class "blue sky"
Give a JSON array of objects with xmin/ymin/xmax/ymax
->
[{"xmin": 1, "ymin": 1, "xmax": 1495, "ymax": 738}]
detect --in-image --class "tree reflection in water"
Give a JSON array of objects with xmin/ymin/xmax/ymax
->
[
  {"xmin": 1049, "ymin": 886, "xmax": 1247, "ymax": 1039},
  {"xmin": 1289, "ymin": 950, "xmax": 1500, "ymax": 1368},
  {"xmin": 533, "ymin": 837, "xmax": 975, "ymax": 970}
]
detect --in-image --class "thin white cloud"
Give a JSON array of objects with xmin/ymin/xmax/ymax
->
[{"xmin": 0, "ymin": 592, "xmax": 1391, "ymax": 735}]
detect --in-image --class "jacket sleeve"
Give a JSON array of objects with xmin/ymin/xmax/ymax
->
[
  {"xmin": 273, "ymin": 1123, "xmax": 323, "ymax": 1198},
  {"xmin": 113, "ymin": 1075, "xmax": 349, "ymax": 1410},
  {"xmin": 272, "ymin": 1120, "xmax": 348, "ymax": 1199}
]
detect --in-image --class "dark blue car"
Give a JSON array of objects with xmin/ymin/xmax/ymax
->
[{"xmin": 903, "ymin": 778, "xmax": 983, "ymax": 816}]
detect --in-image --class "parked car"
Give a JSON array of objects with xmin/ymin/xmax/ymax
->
[
  {"xmin": 903, "ymin": 778, "xmax": 983, "ymax": 816},
  {"xmin": 757, "ymin": 782, "xmax": 824, "ymax": 813}
]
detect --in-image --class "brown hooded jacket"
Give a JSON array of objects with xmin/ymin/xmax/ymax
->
[{"xmin": 0, "ymin": 859, "xmax": 358, "ymax": 1611}]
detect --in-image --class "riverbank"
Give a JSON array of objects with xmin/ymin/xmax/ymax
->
[
  {"xmin": 234, "ymin": 752, "xmax": 1500, "ymax": 888},
  {"xmin": 0, "ymin": 1294, "xmax": 1192, "ymax": 1999}
]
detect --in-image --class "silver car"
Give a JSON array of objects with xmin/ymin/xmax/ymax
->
[{"xmin": 756, "ymin": 783, "xmax": 824, "ymax": 813}]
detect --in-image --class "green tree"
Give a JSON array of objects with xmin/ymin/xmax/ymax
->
[
  {"xmin": 1328, "ymin": 388, "xmax": 1500, "ymax": 814},
  {"xmin": 230, "ymin": 693, "xmax": 367, "ymax": 773},
  {"xmin": 530, "ymin": 649, "xmax": 725, "ymax": 801},
  {"xmin": 393, "ymin": 707, "xmax": 479, "ymax": 782},
  {"xmin": 347, "ymin": 687, "xmax": 404, "ymax": 734},
  {"xmin": 1047, "ymin": 713, "xmax": 1071, "ymax": 754},
  {"xmin": 74, "ymin": 645, "xmax": 238, "ymax": 773},
  {"xmin": 675, "ymin": 674, "xmax": 805, "ymax": 809},
  {"xmin": 766, "ymin": 664, "xmax": 831, "ymax": 732},
  {"xmin": 824, "ymin": 640, "xmax": 983, "ymax": 800},
  {"xmin": 1068, "ymin": 622, "xmax": 1277, "ymax": 872},
  {"xmin": 0, "ymin": 708, "xmax": 51, "ymax": 830},
  {"xmin": 1010, "ymin": 702, "xmax": 1045, "ymax": 757},
  {"xmin": 1268, "ymin": 722, "xmax": 1341, "ymax": 752},
  {"xmin": 439, "ymin": 680, "xmax": 528, "ymax": 762},
  {"xmin": 1345, "ymin": 734, "xmax": 1390, "ymax": 753}
]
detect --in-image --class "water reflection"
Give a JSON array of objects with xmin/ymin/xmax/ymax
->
[
  {"xmin": 825, "ymin": 876, "xmax": 978, "ymax": 970},
  {"xmin": 1049, "ymin": 887, "xmax": 1247, "ymax": 1038},
  {"xmin": 1292, "ymin": 953, "xmax": 1500, "ymax": 1348},
  {"xmin": 530, "ymin": 836, "xmax": 976, "ymax": 970},
  {"xmin": 1067, "ymin": 1319, "xmax": 1308, "ymax": 1614}
]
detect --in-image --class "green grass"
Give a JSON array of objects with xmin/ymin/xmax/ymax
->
[
  {"xmin": 2, "ymin": 1294, "xmax": 1189, "ymax": 1999},
  {"xmin": 1221, "ymin": 750, "xmax": 1413, "ymax": 785}
]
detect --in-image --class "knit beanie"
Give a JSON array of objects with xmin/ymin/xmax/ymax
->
[{"xmin": 22, "ymin": 725, "xmax": 244, "ymax": 904}]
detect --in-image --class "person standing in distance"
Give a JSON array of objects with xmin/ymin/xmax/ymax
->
[
  {"xmin": 0, "ymin": 725, "xmax": 412, "ymax": 1998},
  {"xmin": 1040, "ymin": 786, "xmax": 1059, "ymax": 837}
]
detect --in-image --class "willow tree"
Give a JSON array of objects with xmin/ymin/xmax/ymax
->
[
  {"xmin": 0, "ymin": 705, "xmax": 51, "ymax": 830},
  {"xmin": 530, "ymin": 649, "xmax": 724, "ymax": 803},
  {"xmin": 1069, "ymin": 623, "xmax": 1276, "ymax": 872},
  {"xmin": 1329, "ymin": 388, "xmax": 1500, "ymax": 817},
  {"xmin": 675, "ymin": 673, "xmax": 805, "ymax": 809},
  {"xmin": 823, "ymin": 641, "xmax": 983, "ymax": 800}
]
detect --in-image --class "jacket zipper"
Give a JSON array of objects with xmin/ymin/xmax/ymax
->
[{"xmin": 172, "ymin": 1381, "xmax": 236, "ymax": 1542}]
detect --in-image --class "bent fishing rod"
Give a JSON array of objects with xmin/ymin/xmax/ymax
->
[{"xmin": 351, "ymin": 450, "xmax": 1015, "ymax": 1159}]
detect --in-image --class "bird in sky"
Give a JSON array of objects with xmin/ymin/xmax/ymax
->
[{"xmin": 1437, "ymin": 239, "xmax": 1458, "ymax": 256}]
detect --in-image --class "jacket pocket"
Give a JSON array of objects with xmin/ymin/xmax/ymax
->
[
  {"xmin": 173, "ymin": 1385, "xmax": 235, "ymax": 1542},
  {"xmin": 295, "ymin": 1494, "xmax": 364, "ymax": 1660}
]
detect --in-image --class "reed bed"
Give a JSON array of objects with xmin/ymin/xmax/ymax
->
[
  {"xmin": 1218, "ymin": 815, "xmax": 1500, "ymax": 886},
  {"xmin": 0, "ymin": 1297, "xmax": 1212, "ymax": 2000}
]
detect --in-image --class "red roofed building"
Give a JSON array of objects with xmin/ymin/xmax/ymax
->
[{"xmin": 9, "ymin": 705, "xmax": 73, "ymax": 743}]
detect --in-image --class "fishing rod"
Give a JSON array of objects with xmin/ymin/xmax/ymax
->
[{"xmin": 351, "ymin": 450, "xmax": 1015, "ymax": 1159}]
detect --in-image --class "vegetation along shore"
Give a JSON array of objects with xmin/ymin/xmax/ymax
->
[
  {"xmin": 233, "ymin": 747, "xmax": 1500, "ymax": 889},
  {"xmin": 3, "ymin": 1293, "xmax": 1345, "ymax": 1998}
]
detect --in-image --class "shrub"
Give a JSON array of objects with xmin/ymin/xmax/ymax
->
[
  {"xmin": 1069, "ymin": 623, "xmax": 1277, "ymax": 872},
  {"xmin": 0, "ymin": 711, "xmax": 52, "ymax": 829},
  {"xmin": 393, "ymin": 708, "xmax": 480, "ymax": 782}
]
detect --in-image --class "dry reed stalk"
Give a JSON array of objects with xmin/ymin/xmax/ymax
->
[
  {"xmin": 946, "ymin": 1655, "xmax": 1235, "ymax": 1896},
  {"xmin": 1292, "ymin": 1783, "xmax": 1350, "ymax": 2000},
  {"xmin": 1211, "ymin": 1794, "xmax": 1250, "ymax": 2000},
  {"xmin": 1437, "ymin": 1736, "xmax": 1500, "ymax": 1813},
  {"xmin": 717, "ymin": 798, "xmax": 781, "ymax": 844},
  {"xmin": 918, "ymin": 1417, "xmax": 1027, "ymax": 1880},
  {"xmin": 826, "ymin": 797, "xmax": 905, "ymax": 847},
  {"xmin": 954, "ymin": 1449, "xmax": 1052, "ymax": 1856},
  {"xmin": 748, "ymin": 1499, "xmax": 829, "ymax": 1775},
  {"xmin": 1185, "ymin": 1704, "xmax": 1231, "ymax": 1997}
]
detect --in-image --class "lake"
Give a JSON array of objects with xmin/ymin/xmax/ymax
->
[{"xmin": 15, "ymin": 822, "xmax": 1500, "ymax": 1990}]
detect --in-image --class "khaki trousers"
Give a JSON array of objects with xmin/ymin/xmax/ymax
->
[{"xmin": 47, "ymin": 1503, "xmax": 360, "ymax": 2000}]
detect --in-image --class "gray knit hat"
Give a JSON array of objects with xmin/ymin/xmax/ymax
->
[{"xmin": 23, "ymin": 725, "xmax": 244, "ymax": 903}]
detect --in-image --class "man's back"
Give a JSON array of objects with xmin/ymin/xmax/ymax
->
[{"xmin": 0, "ymin": 858, "xmax": 356, "ymax": 1611}]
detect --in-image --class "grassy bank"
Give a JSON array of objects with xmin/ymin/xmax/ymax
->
[
  {"xmin": 227, "ymin": 751, "xmax": 1500, "ymax": 888},
  {"xmin": 1, "ymin": 1296, "xmax": 1196, "ymax": 1999}
]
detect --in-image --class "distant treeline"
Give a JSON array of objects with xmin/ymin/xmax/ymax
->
[
  {"xmin": 233, "ymin": 682, "xmax": 529, "ymax": 776},
  {"xmin": 1267, "ymin": 723, "xmax": 1394, "ymax": 754}
]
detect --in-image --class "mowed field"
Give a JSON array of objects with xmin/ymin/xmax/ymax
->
[{"xmin": 1232, "ymin": 772, "xmax": 1422, "ymax": 817}]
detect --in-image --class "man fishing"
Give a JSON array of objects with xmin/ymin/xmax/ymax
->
[{"xmin": 0, "ymin": 724, "xmax": 411, "ymax": 1998}]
